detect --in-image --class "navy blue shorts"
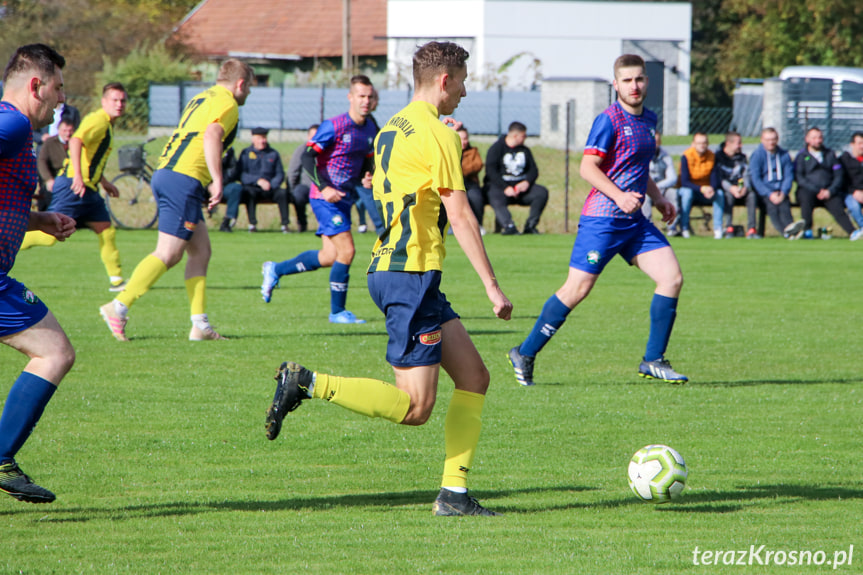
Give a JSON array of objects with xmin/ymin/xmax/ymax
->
[
  {"xmin": 311, "ymin": 197, "xmax": 353, "ymax": 237},
  {"xmin": 569, "ymin": 215, "xmax": 670, "ymax": 274},
  {"xmin": 48, "ymin": 175, "xmax": 110, "ymax": 224},
  {"xmin": 0, "ymin": 274, "xmax": 49, "ymax": 338},
  {"xmin": 367, "ymin": 270, "xmax": 459, "ymax": 368},
  {"xmin": 152, "ymin": 169, "xmax": 206, "ymax": 241}
]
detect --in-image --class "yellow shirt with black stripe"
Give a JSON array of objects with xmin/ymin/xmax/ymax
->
[
  {"xmin": 156, "ymin": 84, "xmax": 239, "ymax": 186},
  {"xmin": 368, "ymin": 101, "xmax": 465, "ymax": 273},
  {"xmin": 60, "ymin": 108, "xmax": 113, "ymax": 190}
]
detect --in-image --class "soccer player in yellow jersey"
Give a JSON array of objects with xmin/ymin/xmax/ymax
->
[
  {"xmin": 20, "ymin": 83, "xmax": 127, "ymax": 290},
  {"xmin": 99, "ymin": 59, "xmax": 254, "ymax": 342},
  {"xmin": 264, "ymin": 42, "xmax": 513, "ymax": 516}
]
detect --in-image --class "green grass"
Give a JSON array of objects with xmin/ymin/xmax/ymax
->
[{"xmin": 2, "ymin": 230, "xmax": 862, "ymax": 573}]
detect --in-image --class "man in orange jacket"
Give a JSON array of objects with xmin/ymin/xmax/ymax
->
[{"xmin": 679, "ymin": 132, "xmax": 724, "ymax": 238}]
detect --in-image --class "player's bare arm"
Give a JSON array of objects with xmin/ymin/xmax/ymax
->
[
  {"xmin": 441, "ymin": 188, "xmax": 512, "ymax": 321},
  {"xmin": 580, "ymin": 153, "xmax": 643, "ymax": 214},
  {"xmin": 68, "ymin": 137, "xmax": 86, "ymax": 197},
  {"xmin": 100, "ymin": 176, "xmax": 119, "ymax": 198},
  {"xmin": 321, "ymin": 186, "xmax": 346, "ymax": 203},
  {"xmin": 29, "ymin": 211, "xmax": 75, "ymax": 241},
  {"xmin": 203, "ymin": 122, "xmax": 225, "ymax": 209},
  {"xmin": 645, "ymin": 178, "xmax": 676, "ymax": 223}
]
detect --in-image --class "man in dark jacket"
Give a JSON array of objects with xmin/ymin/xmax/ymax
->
[
  {"xmin": 711, "ymin": 131, "xmax": 752, "ymax": 237},
  {"xmin": 220, "ymin": 127, "xmax": 289, "ymax": 232},
  {"xmin": 794, "ymin": 127, "xmax": 858, "ymax": 239},
  {"xmin": 839, "ymin": 131, "xmax": 863, "ymax": 240},
  {"xmin": 484, "ymin": 121, "xmax": 548, "ymax": 235}
]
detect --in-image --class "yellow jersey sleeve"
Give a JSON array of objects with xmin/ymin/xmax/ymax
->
[
  {"xmin": 156, "ymin": 84, "xmax": 239, "ymax": 185},
  {"xmin": 61, "ymin": 108, "xmax": 113, "ymax": 189},
  {"xmin": 368, "ymin": 101, "xmax": 465, "ymax": 273}
]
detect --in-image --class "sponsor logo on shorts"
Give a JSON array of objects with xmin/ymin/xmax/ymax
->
[
  {"xmin": 22, "ymin": 288, "xmax": 39, "ymax": 305},
  {"xmin": 331, "ymin": 214, "xmax": 344, "ymax": 227},
  {"xmin": 184, "ymin": 221, "xmax": 197, "ymax": 231},
  {"xmin": 586, "ymin": 250, "xmax": 601, "ymax": 265},
  {"xmin": 419, "ymin": 330, "xmax": 441, "ymax": 345}
]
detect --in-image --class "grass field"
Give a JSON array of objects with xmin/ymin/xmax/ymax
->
[{"xmin": 2, "ymin": 229, "xmax": 861, "ymax": 573}]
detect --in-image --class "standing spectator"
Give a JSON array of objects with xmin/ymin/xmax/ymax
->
[
  {"xmin": 0, "ymin": 43, "xmax": 76, "ymax": 505},
  {"xmin": 839, "ymin": 131, "xmax": 863, "ymax": 238},
  {"xmin": 643, "ymin": 132, "xmax": 679, "ymax": 235},
  {"xmin": 286, "ymin": 124, "xmax": 318, "ymax": 232},
  {"xmin": 794, "ymin": 127, "xmax": 859, "ymax": 240},
  {"xmin": 712, "ymin": 131, "xmax": 753, "ymax": 238},
  {"xmin": 458, "ymin": 126, "xmax": 487, "ymax": 231},
  {"xmin": 353, "ymin": 88, "xmax": 383, "ymax": 234},
  {"xmin": 219, "ymin": 127, "xmax": 289, "ymax": 233},
  {"xmin": 749, "ymin": 127, "xmax": 805, "ymax": 239},
  {"xmin": 678, "ymin": 132, "xmax": 724, "ymax": 238},
  {"xmin": 34, "ymin": 117, "xmax": 75, "ymax": 211},
  {"xmin": 484, "ymin": 121, "xmax": 549, "ymax": 235}
]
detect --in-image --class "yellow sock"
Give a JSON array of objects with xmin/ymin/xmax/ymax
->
[
  {"xmin": 20, "ymin": 231, "xmax": 57, "ymax": 250},
  {"xmin": 312, "ymin": 373, "xmax": 410, "ymax": 423},
  {"xmin": 441, "ymin": 389, "xmax": 486, "ymax": 489},
  {"xmin": 98, "ymin": 226, "xmax": 122, "ymax": 278},
  {"xmin": 116, "ymin": 254, "xmax": 168, "ymax": 308},
  {"xmin": 185, "ymin": 276, "xmax": 207, "ymax": 316}
]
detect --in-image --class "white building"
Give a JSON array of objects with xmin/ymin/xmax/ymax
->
[{"xmin": 386, "ymin": 0, "xmax": 692, "ymax": 135}]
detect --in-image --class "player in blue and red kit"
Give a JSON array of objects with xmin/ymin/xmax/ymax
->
[
  {"xmin": 0, "ymin": 44, "xmax": 77, "ymax": 504},
  {"xmin": 508, "ymin": 54, "xmax": 688, "ymax": 386},
  {"xmin": 261, "ymin": 75, "xmax": 377, "ymax": 324}
]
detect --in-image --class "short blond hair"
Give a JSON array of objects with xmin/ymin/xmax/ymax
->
[
  {"xmin": 613, "ymin": 54, "xmax": 646, "ymax": 79},
  {"xmin": 217, "ymin": 59, "xmax": 255, "ymax": 85}
]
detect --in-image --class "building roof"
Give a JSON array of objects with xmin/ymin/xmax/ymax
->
[{"xmin": 173, "ymin": 0, "xmax": 387, "ymax": 59}]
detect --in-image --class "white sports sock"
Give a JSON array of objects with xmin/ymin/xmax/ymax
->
[{"xmin": 442, "ymin": 486, "xmax": 467, "ymax": 494}]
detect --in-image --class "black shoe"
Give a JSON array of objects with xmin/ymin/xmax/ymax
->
[
  {"xmin": 0, "ymin": 461, "xmax": 55, "ymax": 503},
  {"xmin": 523, "ymin": 225, "xmax": 540, "ymax": 235},
  {"xmin": 501, "ymin": 224, "xmax": 520, "ymax": 236},
  {"xmin": 508, "ymin": 346, "xmax": 535, "ymax": 386},
  {"xmin": 218, "ymin": 218, "xmax": 233, "ymax": 232},
  {"xmin": 432, "ymin": 488, "xmax": 498, "ymax": 516},
  {"xmin": 265, "ymin": 362, "xmax": 313, "ymax": 440}
]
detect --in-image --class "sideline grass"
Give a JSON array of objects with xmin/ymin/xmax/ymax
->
[{"xmin": 2, "ymin": 230, "xmax": 862, "ymax": 573}]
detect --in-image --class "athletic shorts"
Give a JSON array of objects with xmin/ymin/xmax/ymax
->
[
  {"xmin": 569, "ymin": 215, "xmax": 670, "ymax": 274},
  {"xmin": 367, "ymin": 270, "xmax": 459, "ymax": 368},
  {"xmin": 0, "ymin": 274, "xmax": 49, "ymax": 338},
  {"xmin": 151, "ymin": 169, "xmax": 206, "ymax": 241},
  {"xmin": 311, "ymin": 197, "xmax": 353, "ymax": 237},
  {"xmin": 48, "ymin": 175, "xmax": 110, "ymax": 224}
]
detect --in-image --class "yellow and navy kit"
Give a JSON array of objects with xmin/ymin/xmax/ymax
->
[
  {"xmin": 59, "ymin": 108, "xmax": 113, "ymax": 191},
  {"xmin": 368, "ymin": 101, "xmax": 464, "ymax": 273},
  {"xmin": 156, "ymin": 84, "xmax": 238, "ymax": 186}
]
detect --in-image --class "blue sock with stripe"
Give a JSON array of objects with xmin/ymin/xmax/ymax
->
[
  {"xmin": 0, "ymin": 372, "xmax": 57, "ymax": 464},
  {"xmin": 519, "ymin": 295, "xmax": 572, "ymax": 357},
  {"xmin": 274, "ymin": 250, "xmax": 321, "ymax": 277},
  {"xmin": 644, "ymin": 294, "xmax": 678, "ymax": 362},
  {"xmin": 329, "ymin": 261, "xmax": 350, "ymax": 314}
]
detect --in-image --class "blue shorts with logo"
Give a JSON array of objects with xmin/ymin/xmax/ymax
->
[
  {"xmin": 569, "ymin": 215, "xmax": 670, "ymax": 274},
  {"xmin": 152, "ymin": 169, "xmax": 206, "ymax": 241},
  {"xmin": 0, "ymin": 274, "xmax": 49, "ymax": 338},
  {"xmin": 367, "ymin": 270, "xmax": 459, "ymax": 368},
  {"xmin": 48, "ymin": 175, "xmax": 111, "ymax": 224},
  {"xmin": 311, "ymin": 197, "xmax": 353, "ymax": 237}
]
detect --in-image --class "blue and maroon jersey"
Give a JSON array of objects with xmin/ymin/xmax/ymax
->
[
  {"xmin": 581, "ymin": 101, "xmax": 657, "ymax": 219},
  {"xmin": 0, "ymin": 102, "xmax": 37, "ymax": 274},
  {"xmin": 308, "ymin": 112, "xmax": 376, "ymax": 200}
]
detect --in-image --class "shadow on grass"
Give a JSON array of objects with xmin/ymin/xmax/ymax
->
[{"xmin": 696, "ymin": 377, "xmax": 863, "ymax": 387}]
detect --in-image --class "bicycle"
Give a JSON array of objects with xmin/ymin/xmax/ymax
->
[{"xmin": 108, "ymin": 137, "xmax": 158, "ymax": 229}]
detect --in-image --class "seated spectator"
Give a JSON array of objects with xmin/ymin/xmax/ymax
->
[
  {"xmin": 286, "ymin": 124, "xmax": 318, "ymax": 232},
  {"xmin": 458, "ymin": 126, "xmax": 487, "ymax": 232},
  {"xmin": 712, "ymin": 131, "xmax": 754, "ymax": 238},
  {"xmin": 220, "ymin": 127, "xmax": 290, "ymax": 233},
  {"xmin": 643, "ymin": 132, "xmax": 679, "ymax": 235},
  {"xmin": 484, "ymin": 121, "xmax": 549, "ymax": 235},
  {"xmin": 795, "ymin": 127, "xmax": 859, "ymax": 240},
  {"xmin": 839, "ymin": 132, "xmax": 863, "ymax": 240},
  {"xmin": 679, "ymin": 132, "xmax": 724, "ymax": 238},
  {"xmin": 749, "ymin": 127, "xmax": 805, "ymax": 239},
  {"xmin": 35, "ymin": 118, "xmax": 75, "ymax": 211}
]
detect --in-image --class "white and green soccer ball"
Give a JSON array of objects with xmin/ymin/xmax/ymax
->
[{"xmin": 627, "ymin": 444, "xmax": 687, "ymax": 503}]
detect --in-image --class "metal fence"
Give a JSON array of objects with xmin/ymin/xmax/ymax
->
[{"xmin": 148, "ymin": 83, "xmax": 542, "ymax": 136}]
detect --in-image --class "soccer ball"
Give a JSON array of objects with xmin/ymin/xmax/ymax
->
[{"xmin": 627, "ymin": 444, "xmax": 687, "ymax": 503}]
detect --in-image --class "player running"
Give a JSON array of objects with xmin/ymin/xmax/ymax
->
[{"xmin": 508, "ymin": 54, "xmax": 687, "ymax": 386}]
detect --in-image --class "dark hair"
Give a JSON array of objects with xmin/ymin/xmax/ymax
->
[
  {"xmin": 3, "ymin": 43, "xmax": 65, "ymax": 83},
  {"xmin": 456, "ymin": 126, "xmax": 469, "ymax": 135},
  {"xmin": 309, "ymin": 124, "xmax": 319, "ymax": 131},
  {"xmin": 851, "ymin": 132, "xmax": 863, "ymax": 142},
  {"xmin": 724, "ymin": 130, "xmax": 741, "ymax": 142},
  {"xmin": 102, "ymin": 82, "xmax": 126, "ymax": 95},
  {"xmin": 806, "ymin": 126, "xmax": 822, "ymax": 135},
  {"xmin": 508, "ymin": 121, "xmax": 527, "ymax": 134},
  {"xmin": 613, "ymin": 54, "xmax": 645, "ymax": 78},
  {"xmin": 412, "ymin": 41, "xmax": 470, "ymax": 87},
  {"xmin": 350, "ymin": 74, "xmax": 373, "ymax": 88}
]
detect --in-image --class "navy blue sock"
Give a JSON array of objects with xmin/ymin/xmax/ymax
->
[
  {"xmin": 519, "ymin": 295, "xmax": 572, "ymax": 357},
  {"xmin": 0, "ymin": 372, "xmax": 57, "ymax": 464},
  {"xmin": 329, "ymin": 261, "xmax": 350, "ymax": 314},
  {"xmin": 274, "ymin": 250, "xmax": 321, "ymax": 277},
  {"xmin": 644, "ymin": 294, "xmax": 678, "ymax": 362}
]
